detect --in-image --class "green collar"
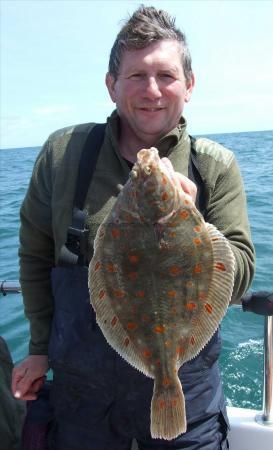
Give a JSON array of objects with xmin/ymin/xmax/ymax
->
[{"xmin": 106, "ymin": 110, "xmax": 188, "ymax": 159}]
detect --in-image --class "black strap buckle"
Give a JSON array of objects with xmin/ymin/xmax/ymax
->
[{"xmin": 57, "ymin": 208, "xmax": 89, "ymax": 267}]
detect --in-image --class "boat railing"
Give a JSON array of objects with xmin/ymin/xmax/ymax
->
[
  {"xmin": 1, "ymin": 281, "xmax": 272, "ymax": 426},
  {"xmin": 241, "ymin": 291, "xmax": 273, "ymax": 426}
]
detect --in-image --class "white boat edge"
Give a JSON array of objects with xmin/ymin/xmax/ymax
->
[
  {"xmin": 227, "ymin": 406, "xmax": 273, "ymax": 450},
  {"xmin": 130, "ymin": 407, "xmax": 273, "ymax": 450}
]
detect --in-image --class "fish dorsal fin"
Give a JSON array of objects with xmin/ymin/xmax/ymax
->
[
  {"xmin": 89, "ymin": 222, "xmax": 154, "ymax": 379},
  {"xmin": 177, "ymin": 223, "xmax": 235, "ymax": 366}
]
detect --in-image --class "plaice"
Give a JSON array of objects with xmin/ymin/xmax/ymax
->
[{"xmin": 88, "ymin": 147, "xmax": 235, "ymax": 440}]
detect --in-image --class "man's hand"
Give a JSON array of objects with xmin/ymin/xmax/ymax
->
[
  {"xmin": 176, "ymin": 172, "xmax": 197, "ymax": 204},
  {"xmin": 161, "ymin": 157, "xmax": 197, "ymax": 204},
  {"xmin": 12, "ymin": 354, "xmax": 49, "ymax": 401}
]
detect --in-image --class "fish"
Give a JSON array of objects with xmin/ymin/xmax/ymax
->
[{"xmin": 88, "ymin": 147, "xmax": 235, "ymax": 440}]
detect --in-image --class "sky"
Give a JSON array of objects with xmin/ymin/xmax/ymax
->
[{"xmin": 1, "ymin": 0, "xmax": 273, "ymax": 148}]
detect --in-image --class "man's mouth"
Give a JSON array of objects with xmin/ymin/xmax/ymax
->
[{"xmin": 138, "ymin": 107, "xmax": 165, "ymax": 112}]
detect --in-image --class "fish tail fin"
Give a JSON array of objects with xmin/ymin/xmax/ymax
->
[{"xmin": 151, "ymin": 375, "xmax": 186, "ymax": 440}]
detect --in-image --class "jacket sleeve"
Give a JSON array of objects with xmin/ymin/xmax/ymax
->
[
  {"xmin": 204, "ymin": 155, "xmax": 255, "ymax": 304},
  {"xmin": 19, "ymin": 139, "xmax": 55, "ymax": 355}
]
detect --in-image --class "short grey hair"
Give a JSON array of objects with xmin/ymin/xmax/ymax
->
[{"xmin": 108, "ymin": 5, "xmax": 193, "ymax": 82}]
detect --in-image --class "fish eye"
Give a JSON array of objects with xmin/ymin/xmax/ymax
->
[{"xmin": 143, "ymin": 166, "xmax": 152, "ymax": 175}]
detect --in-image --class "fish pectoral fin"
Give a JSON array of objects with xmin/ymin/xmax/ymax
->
[{"xmin": 151, "ymin": 375, "xmax": 186, "ymax": 440}]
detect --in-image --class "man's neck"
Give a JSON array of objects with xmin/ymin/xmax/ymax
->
[{"xmin": 118, "ymin": 128, "xmax": 158, "ymax": 164}]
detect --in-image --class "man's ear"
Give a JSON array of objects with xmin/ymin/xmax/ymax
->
[
  {"xmin": 185, "ymin": 73, "xmax": 195, "ymax": 103},
  {"xmin": 105, "ymin": 72, "xmax": 117, "ymax": 103}
]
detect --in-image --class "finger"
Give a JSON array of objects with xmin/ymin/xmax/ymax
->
[
  {"xmin": 31, "ymin": 376, "xmax": 45, "ymax": 393},
  {"xmin": 161, "ymin": 157, "xmax": 174, "ymax": 171},
  {"xmin": 16, "ymin": 377, "xmax": 45, "ymax": 401},
  {"xmin": 17, "ymin": 392, "xmax": 38, "ymax": 401},
  {"xmin": 11, "ymin": 366, "xmax": 27, "ymax": 395},
  {"xmin": 14, "ymin": 370, "xmax": 36, "ymax": 399},
  {"xmin": 176, "ymin": 173, "xmax": 197, "ymax": 202}
]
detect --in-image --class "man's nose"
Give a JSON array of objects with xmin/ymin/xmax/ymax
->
[{"xmin": 144, "ymin": 77, "xmax": 162, "ymax": 99}]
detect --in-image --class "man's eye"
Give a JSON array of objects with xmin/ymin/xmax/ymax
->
[
  {"xmin": 129, "ymin": 73, "xmax": 143, "ymax": 79},
  {"xmin": 159, "ymin": 73, "xmax": 174, "ymax": 79}
]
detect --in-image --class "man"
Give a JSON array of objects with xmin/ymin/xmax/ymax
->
[{"xmin": 12, "ymin": 5, "xmax": 255, "ymax": 450}]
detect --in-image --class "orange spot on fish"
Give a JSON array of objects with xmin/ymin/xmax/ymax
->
[
  {"xmin": 215, "ymin": 262, "xmax": 226, "ymax": 271},
  {"xmin": 168, "ymin": 221, "xmax": 178, "ymax": 228},
  {"xmin": 99, "ymin": 289, "xmax": 106, "ymax": 300},
  {"xmin": 156, "ymin": 359, "xmax": 161, "ymax": 366},
  {"xmin": 143, "ymin": 349, "xmax": 152, "ymax": 358},
  {"xmin": 124, "ymin": 337, "xmax": 130, "ymax": 347},
  {"xmin": 169, "ymin": 266, "xmax": 182, "ymax": 276},
  {"xmin": 94, "ymin": 262, "xmax": 101, "ymax": 271},
  {"xmin": 127, "ymin": 322, "xmax": 138, "ymax": 331},
  {"xmin": 193, "ymin": 237, "xmax": 202, "ymax": 246},
  {"xmin": 180, "ymin": 210, "xmax": 189, "ymax": 220},
  {"xmin": 169, "ymin": 231, "xmax": 176, "ymax": 238},
  {"xmin": 111, "ymin": 316, "xmax": 118, "ymax": 327},
  {"xmin": 142, "ymin": 314, "xmax": 150, "ymax": 322},
  {"xmin": 106, "ymin": 263, "xmax": 117, "ymax": 273},
  {"xmin": 176, "ymin": 346, "xmax": 184, "ymax": 355},
  {"xmin": 184, "ymin": 199, "xmax": 190, "ymax": 205},
  {"xmin": 128, "ymin": 272, "xmax": 138, "ymax": 282},
  {"xmin": 162, "ymin": 175, "xmax": 168, "ymax": 185},
  {"xmin": 161, "ymin": 192, "xmax": 169, "ymax": 201},
  {"xmin": 186, "ymin": 302, "xmax": 197, "ymax": 311},
  {"xmin": 194, "ymin": 263, "xmax": 202, "ymax": 274},
  {"xmin": 190, "ymin": 336, "xmax": 196, "ymax": 345},
  {"xmin": 162, "ymin": 377, "xmax": 171, "ymax": 387},
  {"xmin": 135, "ymin": 290, "xmax": 145, "ymax": 298},
  {"xmin": 159, "ymin": 400, "xmax": 166, "ymax": 409},
  {"xmin": 168, "ymin": 290, "xmax": 177, "ymax": 298},
  {"xmin": 193, "ymin": 225, "xmax": 202, "ymax": 233},
  {"xmin": 172, "ymin": 398, "xmax": 178, "ymax": 407},
  {"xmin": 171, "ymin": 307, "xmax": 177, "ymax": 314},
  {"xmin": 113, "ymin": 289, "xmax": 125, "ymax": 298},
  {"xmin": 154, "ymin": 325, "xmax": 166, "ymax": 334},
  {"xmin": 129, "ymin": 255, "xmax": 139, "ymax": 263},
  {"xmin": 164, "ymin": 340, "xmax": 171, "ymax": 348},
  {"xmin": 111, "ymin": 229, "xmax": 120, "ymax": 239},
  {"xmin": 205, "ymin": 303, "xmax": 213, "ymax": 314}
]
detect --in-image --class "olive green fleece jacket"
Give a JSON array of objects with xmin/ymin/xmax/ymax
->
[{"xmin": 19, "ymin": 111, "xmax": 255, "ymax": 355}]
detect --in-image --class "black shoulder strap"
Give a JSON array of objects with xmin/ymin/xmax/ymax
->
[
  {"xmin": 74, "ymin": 123, "xmax": 107, "ymax": 210},
  {"xmin": 188, "ymin": 136, "xmax": 206, "ymax": 217},
  {"xmin": 58, "ymin": 123, "xmax": 106, "ymax": 266}
]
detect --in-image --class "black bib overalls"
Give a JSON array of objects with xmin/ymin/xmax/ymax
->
[{"xmin": 47, "ymin": 264, "xmax": 229, "ymax": 450}]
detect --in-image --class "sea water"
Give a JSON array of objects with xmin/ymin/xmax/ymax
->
[{"xmin": 0, "ymin": 130, "xmax": 272, "ymax": 410}]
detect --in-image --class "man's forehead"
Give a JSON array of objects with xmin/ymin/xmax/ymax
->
[{"xmin": 120, "ymin": 40, "xmax": 183, "ymax": 71}]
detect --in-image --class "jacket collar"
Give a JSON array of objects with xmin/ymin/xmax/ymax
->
[{"xmin": 106, "ymin": 110, "xmax": 188, "ymax": 160}]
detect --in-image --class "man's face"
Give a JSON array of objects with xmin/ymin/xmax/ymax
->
[{"xmin": 106, "ymin": 39, "xmax": 194, "ymax": 145}]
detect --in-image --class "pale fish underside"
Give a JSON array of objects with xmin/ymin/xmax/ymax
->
[{"xmin": 88, "ymin": 147, "xmax": 235, "ymax": 440}]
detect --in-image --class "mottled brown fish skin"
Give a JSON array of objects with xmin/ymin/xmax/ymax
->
[{"xmin": 89, "ymin": 147, "xmax": 235, "ymax": 440}]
